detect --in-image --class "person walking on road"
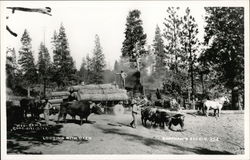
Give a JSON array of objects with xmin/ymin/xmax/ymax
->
[
  {"xmin": 44, "ymin": 98, "xmax": 52, "ymax": 124},
  {"xmin": 130, "ymin": 97, "xmax": 141, "ymax": 128}
]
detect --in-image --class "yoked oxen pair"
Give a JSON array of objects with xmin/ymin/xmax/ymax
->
[
  {"xmin": 57, "ymin": 100, "xmax": 103, "ymax": 125},
  {"xmin": 7, "ymin": 100, "xmax": 24, "ymax": 129},
  {"xmin": 203, "ymin": 96, "xmax": 229, "ymax": 117},
  {"xmin": 20, "ymin": 98, "xmax": 44, "ymax": 119},
  {"xmin": 141, "ymin": 107, "xmax": 185, "ymax": 131}
]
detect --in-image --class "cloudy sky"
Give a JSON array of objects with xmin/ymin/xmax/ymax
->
[{"xmin": 1, "ymin": 1, "xmax": 246, "ymax": 70}]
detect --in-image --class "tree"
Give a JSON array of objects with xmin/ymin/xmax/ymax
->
[
  {"xmin": 51, "ymin": 24, "xmax": 76, "ymax": 87},
  {"xmin": 91, "ymin": 34, "xmax": 106, "ymax": 84},
  {"xmin": 37, "ymin": 42, "xmax": 52, "ymax": 96},
  {"xmin": 121, "ymin": 9, "xmax": 147, "ymax": 70},
  {"xmin": 37, "ymin": 42, "xmax": 51, "ymax": 83},
  {"xmin": 203, "ymin": 7, "xmax": 244, "ymax": 109},
  {"xmin": 77, "ymin": 57, "xmax": 88, "ymax": 83},
  {"xmin": 162, "ymin": 7, "xmax": 190, "ymax": 99},
  {"xmin": 113, "ymin": 60, "xmax": 120, "ymax": 72},
  {"xmin": 85, "ymin": 54, "xmax": 94, "ymax": 84},
  {"xmin": 152, "ymin": 25, "xmax": 165, "ymax": 74},
  {"xmin": 18, "ymin": 29, "xmax": 37, "ymax": 97},
  {"xmin": 163, "ymin": 7, "xmax": 182, "ymax": 73},
  {"xmin": 6, "ymin": 47, "xmax": 18, "ymax": 89},
  {"xmin": 180, "ymin": 7, "xmax": 200, "ymax": 100}
]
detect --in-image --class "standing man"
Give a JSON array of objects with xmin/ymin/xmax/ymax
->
[
  {"xmin": 68, "ymin": 87, "xmax": 77, "ymax": 101},
  {"xmin": 116, "ymin": 70, "xmax": 127, "ymax": 88},
  {"xmin": 130, "ymin": 97, "xmax": 141, "ymax": 128},
  {"xmin": 156, "ymin": 88, "xmax": 161, "ymax": 99},
  {"xmin": 44, "ymin": 98, "xmax": 52, "ymax": 124}
]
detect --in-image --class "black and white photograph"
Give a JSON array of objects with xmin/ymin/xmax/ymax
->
[{"xmin": 1, "ymin": 0, "xmax": 249, "ymax": 159}]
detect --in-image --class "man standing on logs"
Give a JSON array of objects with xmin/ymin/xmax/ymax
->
[{"xmin": 116, "ymin": 70, "xmax": 127, "ymax": 89}]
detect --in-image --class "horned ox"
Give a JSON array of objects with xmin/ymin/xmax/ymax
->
[{"xmin": 57, "ymin": 100, "xmax": 103, "ymax": 125}]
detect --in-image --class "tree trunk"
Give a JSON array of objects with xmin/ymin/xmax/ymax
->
[
  {"xmin": 27, "ymin": 86, "xmax": 31, "ymax": 98},
  {"xmin": 201, "ymin": 73, "xmax": 204, "ymax": 94},
  {"xmin": 136, "ymin": 58, "xmax": 140, "ymax": 71},
  {"xmin": 191, "ymin": 99, "xmax": 195, "ymax": 110},
  {"xmin": 44, "ymin": 78, "xmax": 47, "ymax": 98},
  {"xmin": 190, "ymin": 63, "xmax": 194, "ymax": 99},
  {"xmin": 231, "ymin": 87, "xmax": 241, "ymax": 110},
  {"xmin": 189, "ymin": 38, "xmax": 194, "ymax": 101}
]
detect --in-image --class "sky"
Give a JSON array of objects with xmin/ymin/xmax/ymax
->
[{"xmin": 1, "ymin": 1, "xmax": 223, "ymax": 70}]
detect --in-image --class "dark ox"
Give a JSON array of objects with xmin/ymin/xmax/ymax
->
[
  {"xmin": 7, "ymin": 101, "xmax": 24, "ymax": 129},
  {"xmin": 168, "ymin": 114, "xmax": 185, "ymax": 131},
  {"xmin": 20, "ymin": 98, "xmax": 43, "ymax": 119},
  {"xmin": 141, "ymin": 107, "xmax": 185, "ymax": 131},
  {"xmin": 57, "ymin": 101, "xmax": 103, "ymax": 125},
  {"xmin": 154, "ymin": 109, "xmax": 172, "ymax": 128},
  {"xmin": 141, "ymin": 107, "xmax": 157, "ymax": 126},
  {"xmin": 155, "ymin": 110, "xmax": 185, "ymax": 130}
]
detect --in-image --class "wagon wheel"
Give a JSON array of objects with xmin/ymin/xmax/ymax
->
[{"xmin": 113, "ymin": 104, "xmax": 124, "ymax": 115}]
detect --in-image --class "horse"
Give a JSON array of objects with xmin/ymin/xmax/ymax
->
[{"xmin": 203, "ymin": 96, "xmax": 229, "ymax": 117}]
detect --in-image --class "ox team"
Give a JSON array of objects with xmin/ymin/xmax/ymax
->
[{"xmin": 16, "ymin": 91, "xmax": 185, "ymax": 131}]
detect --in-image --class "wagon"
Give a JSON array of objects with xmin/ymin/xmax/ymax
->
[{"xmin": 71, "ymin": 83, "xmax": 129, "ymax": 115}]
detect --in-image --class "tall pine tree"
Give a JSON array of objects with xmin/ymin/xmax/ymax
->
[
  {"xmin": 121, "ymin": 9, "xmax": 147, "ymax": 70},
  {"xmin": 51, "ymin": 24, "xmax": 76, "ymax": 87},
  {"xmin": 163, "ymin": 7, "xmax": 182, "ymax": 73},
  {"xmin": 77, "ymin": 57, "xmax": 88, "ymax": 83},
  {"xmin": 18, "ymin": 29, "xmax": 37, "ymax": 97},
  {"xmin": 153, "ymin": 25, "xmax": 165, "ymax": 74},
  {"xmin": 85, "ymin": 54, "xmax": 94, "ymax": 84},
  {"xmin": 113, "ymin": 60, "xmax": 120, "ymax": 72},
  {"xmin": 91, "ymin": 34, "xmax": 106, "ymax": 84},
  {"xmin": 37, "ymin": 42, "xmax": 51, "ymax": 83},
  {"xmin": 180, "ymin": 7, "xmax": 200, "ymax": 100}
]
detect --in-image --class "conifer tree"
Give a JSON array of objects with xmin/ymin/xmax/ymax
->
[
  {"xmin": 18, "ymin": 29, "xmax": 37, "ymax": 97},
  {"xmin": 121, "ymin": 9, "xmax": 147, "ymax": 70},
  {"xmin": 153, "ymin": 25, "xmax": 165, "ymax": 74},
  {"xmin": 91, "ymin": 34, "xmax": 106, "ymax": 84},
  {"xmin": 51, "ymin": 24, "xmax": 76, "ymax": 87}
]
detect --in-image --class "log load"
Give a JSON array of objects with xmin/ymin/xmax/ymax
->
[{"xmin": 76, "ymin": 84, "xmax": 128, "ymax": 101}]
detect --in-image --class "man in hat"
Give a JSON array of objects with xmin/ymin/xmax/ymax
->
[
  {"xmin": 116, "ymin": 70, "xmax": 127, "ymax": 88},
  {"xmin": 44, "ymin": 98, "xmax": 52, "ymax": 124},
  {"xmin": 68, "ymin": 87, "xmax": 77, "ymax": 102}
]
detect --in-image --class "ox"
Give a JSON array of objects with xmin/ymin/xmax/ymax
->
[
  {"xmin": 20, "ymin": 98, "xmax": 43, "ymax": 119},
  {"xmin": 155, "ymin": 110, "xmax": 185, "ymax": 131},
  {"xmin": 168, "ymin": 114, "xmax": 185, "ymax": 131},
  {"xmin": 57, "ymin": 101, "xmax": 103, "ymax": 125},
  {"xmin": 154, "ymin": 109, "xmax": 172, "ymax": 128},
  {"xmin": 142, "ymin": 107, "xmax": 185, "ymax": 131},
  {"xmin": 141, "ymin": 107, "xmax": 157, "ymax": 126}
]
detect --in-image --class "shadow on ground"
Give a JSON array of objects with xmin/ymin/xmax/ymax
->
[
  {"xmin": 57, "ymin": 119, "xmax": 96, "ymax": 125},
  {"xmin": 96, "ymin": 125, "xmax": 234, "ymax": 155},
  {"xmin": 7, "ymin": 119, "xmax": 63, "ymax": 154}
]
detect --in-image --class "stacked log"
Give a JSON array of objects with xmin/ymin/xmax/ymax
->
[
  {"xmin": 47, "ymin": 91, "xmax": 71, "ymax": 107},
  {"xmin": 76, "ymin": 84, "xmax": 128, "ymax": 101}
]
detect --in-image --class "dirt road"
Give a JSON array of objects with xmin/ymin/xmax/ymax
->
[{"xmin": 7, "ymin": 110, "xmax": 244, "ymax": 154}]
